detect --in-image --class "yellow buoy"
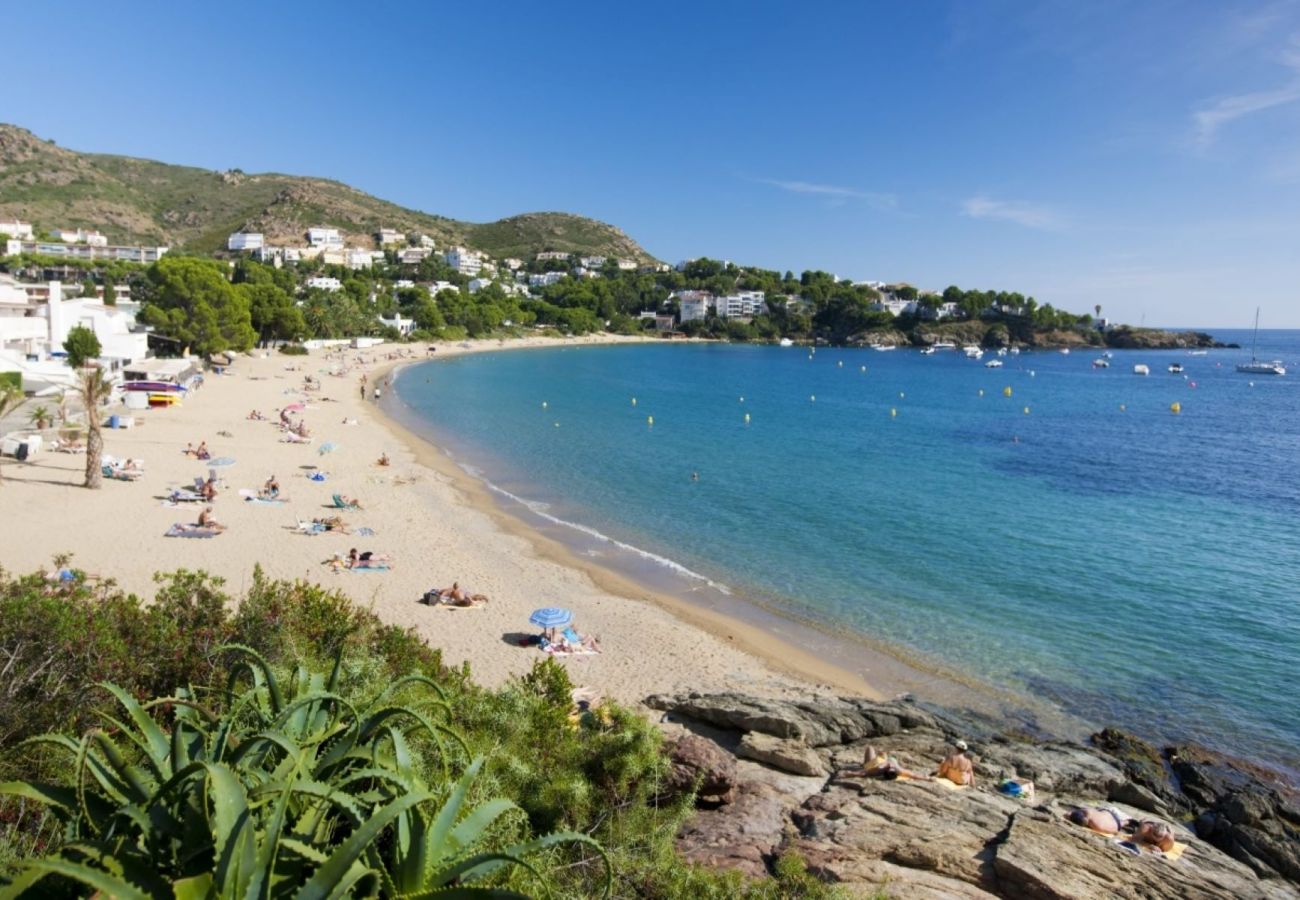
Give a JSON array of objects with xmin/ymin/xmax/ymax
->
[
  {"xmin": 1003, "ymin": 386, "xmax": 1013, "ymax": 397},
  {"xmin": 1170, "ymin": 402, "xmax": 1181, "ymax": 414},
  {"xmin": 744, "ymin": 413, "xmax": 751, "ymax": 423},
  {"xmin": 890, "ymin": 407, "xmax": 897, "ymax": 418},
  {"xmin": 647, "ymin": 415, "xmax": 654, "ymax": 426}
]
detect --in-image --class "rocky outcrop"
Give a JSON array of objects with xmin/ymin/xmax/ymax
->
[
  {"xmin": 649, "ymin": 691, "xmax": 1300, "ymax": 898},
  {"xmin": 1103, "ymin": 326, "xmax": 1221, "ymax": 349},
  {"xmin": 661, "ymin": 733, "xmax": 736, "ymax": 805}
]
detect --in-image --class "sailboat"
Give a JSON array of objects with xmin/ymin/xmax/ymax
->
[{"xmin": 1236, "ymin": 308, "xmax": 1286, "ymax": 376}]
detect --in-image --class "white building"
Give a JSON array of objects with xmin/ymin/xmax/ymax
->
[
  {"xmin": 673, "ymin": 290, "xmax": 715, "ymax": 323},
  {"xmin": 227, "ymin": 232, "xmax": 264, "ymax": 252},
  {"xmin": 467, "ymin": 278, "xmax": 493, "ymax": 293},
  {"xmin": 503, "ymin": 258, "xmax": 523, "ymax": 270},
  {"xmin": 307, "ymin": 227, "xmax": 343, "ymax": 247},
  {"xmin": 536, "ymin": 251, "xmax": 570, "ymax": 262},
  {"xmin": 398, "ymin": 247, "xmax": 432, "ymax": 265},
  {"xmin": 0, "ymin": 279, "xmax": 148, "ymax": 394},
  {"xmin": 427, "ymin": 280, "xmax": 457, "ymax": 296},
  {"xmin": 305, "ymin": 276, "xmax": 343, "ymax": 292},
  {"xmin": 578, "ymin": 256, "xmax": 606, "ymax": 269},
  {"xmin": 871, "ymin": 297, "xmax": 918, "ymax": 316},
  {"xmin": 378, "ymin": 313, "xmax": 415, "ymax": 336},
  {"xmin": 3, "ymin": 239, "xmax": 167, "ymax": 264},
  {"xmin": 394, "ymin": 279, "xmax": 415, "ymax": 289},
  {"xmin": 0, "ymin": 220, "xmax": 33, "ymax": 239},
  {"xmin": 375, "ymin": 228, "xmax": 404, "ymax": 246},
  {"xmin": 716, "ymin": 291, "xmax": 767, "ymax": 319},
  {"xmin": 444, "ymin": 246, "xmax": 484, "ymax": 276},
  {"xmin": 53, "ymin": 228, "xmax": 108, "ymax": 246},
  {"xmin": 346, "ymin": 249, "xmax": 374, "ymax": 270},
  {"xmin": 616, "ymin": 258, "xmax": 637, "ymax": 270},
  {"xmin": 412, "ymin": 233, "xmax": 436, "ymax": 249},
  {"xmin": 528, "ymin": 271, "xmax": 566, "ymax": 288}
]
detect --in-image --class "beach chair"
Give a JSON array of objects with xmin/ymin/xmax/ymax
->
[
  {"xmin": 330, "ymin": 493, "xmax": 359, "ymax": 510},
  {"xmin": 103, "ymin": 464, "xmax": 141, "ymax": 482}
]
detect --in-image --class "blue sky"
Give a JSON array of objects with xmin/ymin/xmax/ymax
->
[{"xmin": 6, "ymin": 1, "xmax": 1300, "ymax": 326}]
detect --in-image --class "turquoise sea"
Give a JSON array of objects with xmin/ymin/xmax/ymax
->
[{"xmin": 391, "ymin": 330, "xmax": 1300, "ymax": 777}]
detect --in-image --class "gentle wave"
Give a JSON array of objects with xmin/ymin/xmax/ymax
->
[{"xmin": 466, "ymin": 466, "xmax": 733, "ymax": 595}]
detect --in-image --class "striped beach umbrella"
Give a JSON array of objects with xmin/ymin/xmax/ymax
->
[{"xmin": 529, "ymin": 607, "xmax": 572, "ymax": 629}]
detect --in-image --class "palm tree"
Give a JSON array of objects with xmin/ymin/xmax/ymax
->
[
  {"xmin": 75, "ymin": 367, "xmax": 114, "ymax": 489},
  {"xmin": 28, "ymin": 405, "xmax": 52, "ymax": 430},
  {"xmin": 0, "ymin": 384, "xmax": 25, "ymax": 485}
]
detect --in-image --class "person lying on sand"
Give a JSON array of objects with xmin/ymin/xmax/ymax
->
[
  {"xmin": 857, "ymin": 746, "xmax": 932, "ymax": 781},
  {"xmin": 313, "ymin": 515, "xmax": 347, "ymax": 532},
  {"xmin": 1066, "ymin": 808, "xmax": 1176, "ymax": 851},
  {"xmin": 935, "ymin": 740, "xmax": 975, "ymax": 786},
  {"xmin": 347, "ymin": 548, "xmax": 391, "ymax": 569},
  {"xmin": 197, "ymin": 506, "xmax": 226, "ymax": 532}
]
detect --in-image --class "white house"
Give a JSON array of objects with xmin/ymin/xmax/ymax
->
[
  {"xmin": 444, "ymin": 247, "xmax": 484, "ymax": 276},
  {"xmin": 0, "ymin": 220, "xmax": 33, "ymax": 239},
  {"xmin": 398, "ymin": 247, "xmax": 432, "ymax": 265},
  {"xmin": 53, "ymin": 228, "xmax": 108, "ymax": 246},
  {"xmin": 673, "ymin": 290, "xmax": 714, "ymax": 323},
  {"xmin": 320, "ymin": 247, "xmax": 347, "ymax": 266},
  {"xmin": 871, "ymin": 297, "xmax": 918, "ymax": 316},
  {"xmin": 467, "ymin": 278, "xmax": 493, "ymax": 293},
  {"xmin": 0, "ymin": 280, "xmax": 148, "ymax": 394},
  {"xmin": 578, "ymin": 256, "xmax": 605, "ymax": 269},
  {"xmin": 345, "ymin": 249, "xmax": 374, "ymax": 270},
  {"xmin": 375, "ymin": 228, "xmax": 404, "ymax": 246},
  {"xmin": 536, "ymin": 251, "xmax": 570, "ymax": 262},
  {"xmin": 394, "ymin": 279, "xmax": 415, "ymax": 289},
  {"xmin": 378, "ymin": 313, "xmax": 415, "ymax": 336},
  {"xmin": 528, "ymin": 271, "xmax": 566, "ymax": 288},
  {"xmin": 503, "ymin": 258, "xmax": 523, "ymax": 270},
  {"xmin": 227, "ymin": 232, "xmax": 264, "ymax": 252},
  {"xmin": 413, "ymin": 233, "xmax": 436, "ymax": 249},
  {"xmin": 616, "ymin": 258, "xmax": 637, "ymax": 270},
  {"xmin": 305, "ymin": 276, "xmax": 343, "ymax": 292},
  {"xmin": 716, "ymin": 291, "xmax": 767, "ymax": 319},
  {"xmin": 3, "ymin": 239, "xmax": 168, "ymax": 264},
  {"xmin": 307, "ymin": 227, "xmax": 343, "ymax": 247},
  {"xmin": 427, "ymin": 280, "xmax": 457, "ymax": 296}
]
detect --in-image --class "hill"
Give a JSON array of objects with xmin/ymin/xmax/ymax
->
[{"xmin": 0, "ymin": 124, "xmax": 655, "ymax": 262}]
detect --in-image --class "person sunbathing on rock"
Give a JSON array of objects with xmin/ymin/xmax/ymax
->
[
  {"xmin": 858, "ymin": 746, "xmax": 932, "ymax": 781},
  {"xmin": 935, "ymin": 740, "xmax": 975, "ymax": 786}
]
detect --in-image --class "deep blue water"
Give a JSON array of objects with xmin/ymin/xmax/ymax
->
[{"xmin": 394, "ymin": 331, "xmax": 1300, "ymax": 775}]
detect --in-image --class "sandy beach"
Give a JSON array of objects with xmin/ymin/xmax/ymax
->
[{"xmin": 0, "ymin": 336, "xmax": 882, "ymax": 704}]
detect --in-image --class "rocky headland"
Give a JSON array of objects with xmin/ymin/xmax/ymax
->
[{"xmin": 648, "ymin": 691, "xmax": 1300, "ymax": 898}]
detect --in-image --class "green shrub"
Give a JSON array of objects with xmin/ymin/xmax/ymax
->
[{"xmin": 278, "ymin": 343, "xmax": 308, "ymax": 355}]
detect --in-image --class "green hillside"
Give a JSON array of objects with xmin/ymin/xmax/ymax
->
[{"xmin": 0, "ymin": 124, "xmax": 655, "ymax": 262}]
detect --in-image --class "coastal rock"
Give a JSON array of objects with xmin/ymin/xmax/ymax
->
[
  {"xmin": 737, "ymin": 732, "xmax": 825, "ymax": 777},
  {"xmin": 646, "ymin": 692, "xmax": 937, "ymax": 747},
  {"xmin": 1103, "ymin": 326, "xmax": 1217, "ymax": 349},
  {"xmin": 662, "ymin": 734, "xmax": 736, "ymax": 805},
  {"xmin": 657, "ymin": 691, "xmax": 1300, "ymax": 895}
]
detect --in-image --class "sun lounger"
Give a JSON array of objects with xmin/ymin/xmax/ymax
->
[
  {"xmin": 168, "ymin": 489, "xmax": 203, "ymax": 504},
  {"xmin": 102, "ymin": 464, "xmax": 142, "ymax": 481},
  {"xmin": 330, "ymin": 494, "xmax": 359, "ymax": 509},
  {"xmin": 165, "ymin": 524, "xmax": 220, "ymax": 538}
]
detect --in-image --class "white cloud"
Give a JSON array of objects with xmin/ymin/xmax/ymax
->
[
  {"xmin": 961, "ymin": 194, "xmax": 1063, "ymax": 230},
  {"xmin": 756, "ymin": 178, "xmax": 896, "ymax": 210},
  {"xmin": 1192, "ymin": 33, "xmax": 1300, "ymax": 146}
]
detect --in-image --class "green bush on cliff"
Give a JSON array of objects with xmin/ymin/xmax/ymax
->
[{"xmin": 0, "ymin": 564, "xmax": 844, "ymax": 898}]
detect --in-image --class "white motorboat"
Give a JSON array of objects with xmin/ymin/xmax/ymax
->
[
  {"xmin": 779, "ymin": 338, "xmax": 794, "ymax": 347},
  {"xmin": 1009, "ymin": 347, "xmax": 1021, "ymax": 355},
  {"xmin": 963, "ymin": 345, "xmax": 983, "ymax": 358},
  {"xmin": 1236, "ymin": 308, "xmax": 1286, "ymax": 375},
  {"xmin": 869, "ymin": 343, "xmax": 896, "ymax": 351},
  {"xmin": 1168, "ymin": 363, "xmax": 1184, "ymax": 374},
  {"xmin": 1133, "ymin": 364, "xmax": 1150, "ymax": 376},
  {"xmin": 996, "ymin": 348, "xmax": 1008, "ymax": 356},
  {"xmin": 985, "ymin": 359, "xmax": 1003, "ymax": 368},
  {"xmin": 920, "ymin": 347, "xmax": 936, "ymax": 355},
  {"xmin": 1092, "ymin": 359, "xmax": 1110, "ymax": 368},
  {"xmin": 1059, "ymin": 348, "xmax": 1071, "ymax": 355},
  {"xmin": 932, "ymin": 341, "xmax": 957, "ymax": 350}
]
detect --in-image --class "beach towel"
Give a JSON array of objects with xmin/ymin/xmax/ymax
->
[
  {"xmin": 348, "ymin": 564, "xmax": 390, "ymax": 572},
  {"xmin": 355, "ymin": 526, "xmax": 375, "ymax": 536},
  {"xmin": 318, "ymin": 442, "xmax": 338, "ymax": 456},
  {"xmin": 209, "ymin": 457, "xmax": 236, "ymax": 466},
  {"xmin": 165, "ymin": 524, "xmax": 219, "ymax": 539},
  {"xmin": 1108, "ymin": 837, "xmax": 1187, "ymax": 861},
  {"xmin": 246, "ymin": 496, "xmax": 287, "ymax": 505}
]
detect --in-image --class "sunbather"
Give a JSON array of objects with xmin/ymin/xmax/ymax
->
[
  {"xmin": 347, "ymin": 548, "xmax": 390, "ymax": 569},
  {"xmin": 183, "ymin": 442, "xmax": 197, "ymax": 457},
  {"xmin": 335, "ymin": 494, "xmax": 362, "ymax": 509},
  {"xmin": 201, "ymin": 477, "xmax": 218, "ymax": 502},
  {"xmin": 195, "ymin": 441, "xmax": 211, "ymax": 461},
  {"xmin": 377, "ymin": 452, "xmax": 390, "ymax": 467},
  {"xmin": 859, "ymin": 746, "xmax": 932, "ymax": 781},
  {"xmin": 935, "ymin": 740, "xmax": 975, "ymax": 786},
  {"xmin": 197, "ymin": 506, "xmax": 226, "ymax": 532},
  {"xmin": 1066, "ymin": 808, "xmax": 1176, "ymax": 851},
  {"xmin": 247, "ymin": 409, "xmax": 265, "ymax": 421},
  {"xmin": 262, "ymin": 474, "xmax": 280, "ymax": 498},
  {"xmin": 313, "ymin": 515, "xmax": 347, "ymax": 532},
  {"xmin": 561, "ymin": 625, "xmax": 600, "ymax": 652}
]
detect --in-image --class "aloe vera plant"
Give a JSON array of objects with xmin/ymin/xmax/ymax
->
[{"xmin": 0, "ymin": 645, "xmax": 610, "ymax": 898}]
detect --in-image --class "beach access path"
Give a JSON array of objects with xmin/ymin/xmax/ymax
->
[{"xmin": 0, "ymin": 335, "xmax": 877, "ymax": 703}]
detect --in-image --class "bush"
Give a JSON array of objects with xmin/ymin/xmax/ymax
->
[{"xmin": 278, "ymin": 343, "xmax": 309, "ymax": 355}]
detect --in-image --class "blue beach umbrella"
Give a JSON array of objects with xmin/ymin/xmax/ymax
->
[{"xmin": 529, "ymin": 607, "xmax": 572, "ymax": 629}]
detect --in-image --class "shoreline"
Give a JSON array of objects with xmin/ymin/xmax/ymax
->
[{"xmin": 366, "ymin": 338, "xmax": 1092, "ymax": 741}]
